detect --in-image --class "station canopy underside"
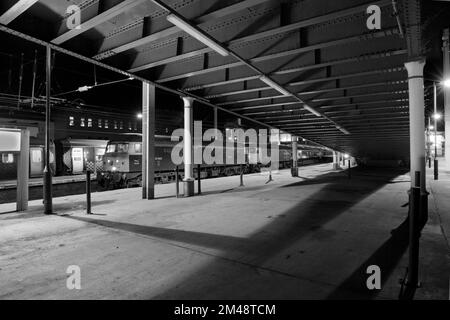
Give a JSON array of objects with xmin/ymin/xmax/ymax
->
[{"xmin": 0, "ymin": 0, "xmax": 448, "ymax": 158}]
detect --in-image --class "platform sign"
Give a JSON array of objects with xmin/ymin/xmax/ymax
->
[{"xmin": 0, "ymin": 129, "xmax": 21, "ymax": 152}]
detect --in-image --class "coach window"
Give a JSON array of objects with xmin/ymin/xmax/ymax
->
[
  {"xmin": 88, "ymin": 118, "xmax": 93, "ymax": 128},
  {"xmin": 2, "ymin": 153, "xmax": 14, "ymax": 163},
  {"xmin": 119, "ymin": 121, "xmax": 123, "ymax": 130},
  {"xmin": 69, "ymin": 116, "xmax": 74, "ymax": 126},
  {"xmin": 31, "ymin": 149, "xmax": 42, "ymax": 163},
  {"xmin": 80, "ymin": 118, "xmax": 85, "ymax": 127},
  {"xmin": 98, "ymin": 119, "xmax": 102, "ymax": 128},
  {"xmin": 117, "ymin": 144, "xmax": 128, "ymax": 152},
  {"xmin": 135, "ymin": 143, "xmax": 142, "ymax": 153},
  {"xmin": 133, "ymin": 122, "xmax": 137, "ymax": 131},
  {"xmin": 105, "ymin": 120, "xmax": 109, "ymax": 129},
  {"xmin": 114, "ymin": 120, "xmax": 118, "ymax": 130}
]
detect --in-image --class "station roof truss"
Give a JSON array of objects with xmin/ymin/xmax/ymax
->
[{"xmin": 0, "ymin": 0, "xmax": 428, "ymax": 156}]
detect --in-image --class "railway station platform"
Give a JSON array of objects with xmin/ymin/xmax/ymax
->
[
  {"xmin": 0, "ymin": 163, "xmax": 448, "ymax": 300},
  {"xmin": 0, "ymin": 174, "xmax": 97, "ymax": 206}
]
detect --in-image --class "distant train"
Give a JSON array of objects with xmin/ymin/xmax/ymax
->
[
  {"xmin": 0, "ymin": 144, "xmax": 56, "ymax": 180},
  {"xmin": 97, "ymin": 135, "xmax": 332, "ymax": 189}
]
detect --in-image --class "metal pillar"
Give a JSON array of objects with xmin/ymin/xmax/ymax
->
[
  {"xmin": 16, "ymin": 129, "xmax": 29, "ymax": 212},
  {"xmin": 333, "ymin": 151, "xmax": 340, "ymax": 170},
  {"xmin": 408, "ymin": 184, "xmax": 421, "ymax": 289},
  {"xmin": 433, "ymin": 82, "xmax": 439, "ymax": 180},
  {"xmin": 175, "ymin": 166, "xmax": 180, "ymax": 198},
  {"xmin": 86, "ymin": 170, "xmax": 91, "ymax": 214},
  {"xmin": 182, "ymin": 96, "xmax": 195, "ymax": 197},
  {"xmin": 197, "ymin": 164, "xmax": 201, "ymax": 195},
  {"xmin": 43, "ymin": 46, "xmax": 53, "ymax": 215},
  {"xmin": 443, "ymin": 29, "xmax": 450, "ymax": 168},
  {"xmin": 291, "ymin": 135, "xmax": 298, "ymax": 177},
  {"xmin": 142, "ymin": 82, "xmax": 155, "ymax": 200},
  {"xmin": 405, "ymin": 60, "xmax": 427, "ymax": 191},
  {"xmin": 214, "ymin": 107, "xmax": 218, "ymax": 130},
  {"xmin": 405, "ymin": 59, "xmax": 428, "ymax": 225}
]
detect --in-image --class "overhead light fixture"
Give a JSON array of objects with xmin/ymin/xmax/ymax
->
[
  {"xmin": 137, "ymin": 113, "xmax": 143, "ymax": 119},
  {"xmin": 336, "ymin": 125, "xmax": 350, "ymax": 135},
  {"xmin": 166, "ymin": 14, "xmax": 229, "ymax": 57},
  {"xmin": 259, "ymin": 76, "xmax": 292, "ymax": 96},
  {"xmin": 443, "ymin": 79, "xmax": 450, "ymax": 88},
  {"xmin": 433, "ymin": 113, "xmax": 442, "ymax": 120},
  {"xmin": 304, "ymin": 105, "xmax": 321, "ymax": 117},
  {"xmin": 77, "ymin": 85, "xmax": 93, "ymax": 92}
]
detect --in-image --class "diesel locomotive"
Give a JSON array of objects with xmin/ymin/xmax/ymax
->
[{"xmin": 97, "ymin": 135, "xmax": 331, "ymax": 189}]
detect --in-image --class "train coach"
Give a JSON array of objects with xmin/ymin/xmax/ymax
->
[{"xmin": 97, "ymin": 135, "xmax": 331, "ymax": 189}]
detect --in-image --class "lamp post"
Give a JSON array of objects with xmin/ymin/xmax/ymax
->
[{"xmin": 429, "ymin": 80, "xmax": 447, "ymax": 180}]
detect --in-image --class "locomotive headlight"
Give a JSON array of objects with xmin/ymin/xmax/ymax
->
[
  {"xmin": 116, "ymin": 160, "xmax": 119, "ymax": 163},
  {"xmin": 112, "ymin": 166, "xmax": 117, "ymax": 171}
]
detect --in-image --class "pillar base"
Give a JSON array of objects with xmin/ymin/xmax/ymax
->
[
  {"xmin": 183, "ymin": 179, "xmax": 195, "ymax": 197},
  {"xmin": 291, "ymin": 167, "xmax": 298, "ymax": 177},
  {"xmin": 333, "ymin": 163, "xmax": 340, "ymax": 170}
]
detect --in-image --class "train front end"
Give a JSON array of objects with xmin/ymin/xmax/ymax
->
[{"xmin": 97, "ymin": 141, "xmax": 142, "ymax": 188}]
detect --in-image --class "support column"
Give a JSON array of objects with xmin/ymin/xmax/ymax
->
[
  {"xmin": 182, "ymin": 97, "xmax": 195, "ymax": 197},
  {"xmin": 405, "ymin": 59, "xmax": 426, "ymax": 192},
  {"xmin": 292, "ymin": 135, "xmax": 298, "ymax": 177},
  {"xmin": 142, "ymin": 82, "xmax": 155, "ymax": 200},
  {"xmin": 17, "ymin": 129, "xmax": 29, "ymax": 212},
  {"xmin": 43, "ymin": 46, "xmax": 52, "ymax": 214},
  {"xmin": 443, "ymin": 29, "xmax": 450, "ymax": 167},
  {"xmin": 333, "ymin": 151, "xmax": 340, "ymax": 170}
]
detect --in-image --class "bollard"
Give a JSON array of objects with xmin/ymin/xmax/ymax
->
[
  {"xmin": 348, "ymin": 160, "xmax": 351, "ymax": 179},
  {"xmin": 428, "ymin": 157, "xmax": 431, "ymax": 169},
  {"xmin": 197, "ymin": 164, "xmax": 201, "ymax": 195},
  {"xmin": 175, "ymin": 166, "xmax": 180, "ymax": 198},
  {"xmin": 86, "ymin": 170, "xmax": 91, "ymax": 214},
  {"xmin": 240, "ymin": 164, "xmax": 244, "ymax": 186},
  {"xmin": 407, "ymin": 185, "xmax": 421, "ymax": 290},
  {"xmin": 434, "ymin": 159, "xmax": 439, "ymax": 181}
]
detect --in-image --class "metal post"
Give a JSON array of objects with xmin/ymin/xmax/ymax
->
[
  {"xmin": 17, "ymin": 129, "xmax": 29, "ymax": 212},
  {"xmin": 348, "ymin": 159, "xmax": 351, "ymax": 179},
  {"xmin": 197, "ymin": 164, "xmax": 201, "ymax": 195},
  {"xmin": 433, "ymin": 82, "xmax": 439, "ymax": 180},
  {"xmin": 240, "ymin": 164, "xmax": 244, "ymax": 186},
  {"xmin": 405, "ymin": 60, "xmax": 428, "ymax": 225},
  {"xmin": 43, "ymin": 45, "xmax": 53, "ymax": 215},
  {"xmin": 86, "ymin": 170, "xmax": 91, "ymax": 214},
  {"xmin": 292, "ymin": 135, "xmax": 298, "ymax": 177},
  {"xmin": 407, "ymin": 171, "xmax": 421, "ymax": 290},
  {"xmin": 175, "ymin": 166, "xmax": 180, "ymax": 198},
  {"xmin": 427, "ymin": 117, "xmax": 431, "ymax": 168},
  {"xmin": 182, "ymin": 97, "xmax": 195, "ymax": 197},
  {"xmin": 443, "ymin": 29, "xmax": 450, "ymax": 168},
  {"xmin": 142, "ymin": 82, "xmax": 155, "ymax": 200}
]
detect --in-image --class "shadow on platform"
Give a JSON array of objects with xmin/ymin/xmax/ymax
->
[{"xmin": 63, "ymin": 167, "xmax": 409, "ymax": 299}]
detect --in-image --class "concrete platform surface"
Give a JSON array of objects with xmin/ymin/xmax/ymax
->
[{"xmin": 0, "ymin": 163, "xmax": 448, "ymax": 300}]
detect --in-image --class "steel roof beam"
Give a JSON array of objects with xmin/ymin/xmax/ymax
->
[
  {"xmin": 266, "ymin": 115, "xmax": 409, "ymax": 125},
  {"xmin": 53, "ymin": 0, "xmax": 147, "ymax": 45},
  {"xmin": 0, "ymin": 0, "xmax": 39, "ymax": 25},
  {"xmin": 224, "ymin": 90, "xmax": 408, "ymax": 109},
  {"xmin": 187, "ymin": 65, "xmax": 406, "ymax": 95},
  {"xmin": 207, "ymin": 79, "xmax": 408, "ymax": 101},
  {"xmin": 129, "ymin": 0, "xmax": 394, "ymax": 72},
  {"xmin": 158, "ymin": 47, "xmax": 407, "ymax": 84},
  {"xmin": 94, "ymin": 0, "xmax": 273, "ymax": 60}
]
